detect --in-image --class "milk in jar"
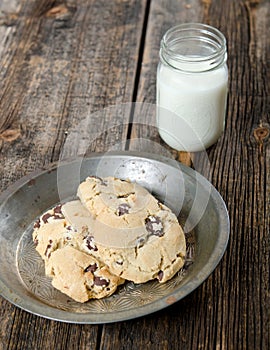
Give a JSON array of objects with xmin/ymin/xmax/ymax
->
[{"xmin": 156, "ymin": 23, "xmax": 228, "ymax": 152}]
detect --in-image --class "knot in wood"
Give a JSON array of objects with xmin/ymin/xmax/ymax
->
[
  {"xmin": 45, "ymin": 5, "xmax": 70, "ymax": 19},
  {"xmin": 0, "ymin": 129, "xmax": 21, "ymax": 142},
  {"xmin": 253, "ymin": 126, "xmax": 269, "ymax": 144}
]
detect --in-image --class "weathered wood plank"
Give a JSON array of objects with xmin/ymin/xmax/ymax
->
[
  {"xmin": 128, "ymin": 0, "xmax": 204, "ymax": 159},
  {"xmin": 0, "ymin": 0, "xmax": 147, "ymax": 349},
  {"xmin": 0, "ymin": 0, "xmax": 269, "ymax": 349},
  {"xmin": 0, "ymin": 0, "xmax": 145, "ymax": 192},
  {"xmin": 5, "ymin": 310, "xmax": 100, "ymax": 350},
  {"xmin": 121, "ymin": 0, "xmax": 270, "ymax": 349}
]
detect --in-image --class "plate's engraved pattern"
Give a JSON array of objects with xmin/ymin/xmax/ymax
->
[{"xmin": 16, "ymin": 224, "xmax": 195, "ymax": 314}]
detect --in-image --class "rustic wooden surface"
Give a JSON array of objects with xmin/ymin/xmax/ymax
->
[{"xmin": 0, "ymin": 0, "xmax": 269, "ymax": 349}]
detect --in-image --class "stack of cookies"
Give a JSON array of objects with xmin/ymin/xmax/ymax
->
[{"xmin": 33, "ymin": 176, "xmax": 186, "ymax": 302}]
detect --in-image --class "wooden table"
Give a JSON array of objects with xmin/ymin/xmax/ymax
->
[{"xmin": 0, "ymin": 0, "xmax": 269, "ymax": 349}]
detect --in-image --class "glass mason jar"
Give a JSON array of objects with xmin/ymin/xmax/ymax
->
[{"xmin": 156, "ymin": 23, "xmax": 228, "ymax": 152}]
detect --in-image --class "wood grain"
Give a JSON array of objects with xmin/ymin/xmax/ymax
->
[
  {"xmin": 0, "ymin": 0, "xmax": 146, "ymax": 192},
  {"xmin": 127, "ymin": 0, "xmax": 269, "ymax": 349},
  {"xmin": 0, "ymin": 0, "xmax": 269, "ymax": 349},
  {"xmin": 0, "ymin": 0, "xmax": 146, "ymax": 349}
]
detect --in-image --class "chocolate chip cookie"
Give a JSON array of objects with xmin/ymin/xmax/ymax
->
[
  {"xmin": 32, "ymin": 204, "xmax": 77, "ymax": 264},
  {"xmin": 46, "ymin": 245, "xmax": 124, "ymax": 302},
  {"xmin": 33, "ymin": 177, "xmax": 186, "ymax": 301},
  {"xmin": 72, "ymin": 176, "xmax": 186, "ymax": 284},
  {"xmin": 33, "ymin": 204, "xmax": 124, "ymax": 302}
]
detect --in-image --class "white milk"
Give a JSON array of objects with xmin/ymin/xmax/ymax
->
[
  {"xmin": 157, "ymin": 64, "xmax": 228, "ymax": 151},
  {"xmin": 156, "ymin": 24, "xmax": 228, "ymax": 152}
]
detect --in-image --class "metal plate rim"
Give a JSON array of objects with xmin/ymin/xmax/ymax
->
[{"xmin": 0, "ymin": 151, "xmax": 230, "ymax": 324}]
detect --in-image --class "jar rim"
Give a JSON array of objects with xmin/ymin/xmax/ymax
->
[{"xmin": 160, "ymin": 23, "xmax": 227, "ymax": 71}]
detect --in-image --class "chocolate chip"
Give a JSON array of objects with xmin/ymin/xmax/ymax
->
[
  {"xmin": 34, "ymin": 238, "xmax": 39, "ymax": 246},
  {"xmin": 89, "ymin": 176, "xmax": 107, "ymax": 186},
  {"xmin": 85, "ymin": 236, "xmax": 98, "ymax": 251},
  {"xmin": 44, "ymin": 239, "xmax": 53, "ymax": 258},
  {"xmin": 66, "ymin": 225, "xmax": 77, "ymax": 233},
  {"xmin": 84, "ymin": 263, "xmax": 98, "ymax": 273},
  {"xmin": 52, "ymin": 205, "xmax": 64, "ymax": 220},
  {"xmin": 145, "ymin": 215, "xmax": 164, "ymax": 237},
  {"xmin": 34, "ymin": 219, "xmax": 40, "ymax": 229},
  {"xmin": 94, "ymin": 276, "xmax": 109, "ymax": 287},
  {"xmin": 42, "ymin": 213, "xmax": 52, "ymax": 223},
  {"xmin": 53, "ymin": 214, "xmax": 64, "ymax": 220},
  {"xmin": 118, "ymin": 193, "xmax": 130, "ymax": 198},
  {"xmin": 53, "ymin": 204, "xmax": 62, "ymax": 214},
  {"xmin": 158, "ymin": 270, "xmax": 164, "ymax": 281},
  {"xmin": 136, "ymin": 237, "xmax": 145, "ymax": 248},
  {"xmin": 116, "ymin": 203, "xmax": 130, "ymax": 216}
]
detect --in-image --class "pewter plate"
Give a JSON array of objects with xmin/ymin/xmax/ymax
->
[{"xmin": 0, "ymin": 152, "xmax": 229, "ymax": 323}]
